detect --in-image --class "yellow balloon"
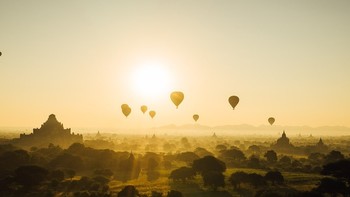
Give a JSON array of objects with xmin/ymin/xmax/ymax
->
[
  {"xmin": 268, "ymin": 117, "xmax": 275, "ymax": 125},
  {"xmin": 228, "ymin": 96, "xmax": 239, "ymax": 110},
  {"xmin": 149, "ymin": 110, "xmax": 156, "ymax": 119},
  {"xmin": 121, "ymin": 104, "xmax": 129, "ymax": 109},
  {"xmin": 193, "ymin": 114, "xmax": 199, "ymax": 122},
  {"xmin": 170, "ymin": 91, "xmax": 184, "ymax": 109},
  {"xmin": 122, "ymin": 106, "xmax": 131, "ymax": 117},
  {"xmin": 141, "ymin": 105, "xmax": 148, "ymax": 114}
]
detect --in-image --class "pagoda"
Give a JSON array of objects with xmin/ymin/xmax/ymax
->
[
  {"xmin": 271, "ymin": 131, "xmax": 294, "ymax": 150},
  {"xmin": 13, "ymin": 114, "xmax": 83, "ymax": 148}
]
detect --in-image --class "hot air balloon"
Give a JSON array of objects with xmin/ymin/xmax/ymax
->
[
  {"xmin": 228, "ymin": 96, "xmax": 239, "ymax": 110},
  {"xmin": 122, "ymin": 106, "xmax": 131, "ymax": 117},
  {"xmin": 193, "ymin": 114, "xmax": 199, "ymax": 122},
  {"xmin": 0, "ymin": 51, "xmax": 2, "ymax": 56},
  {"xmin": 141, "ymin": 105, "xmax": 148, "ymax": 114},
  {"xmin": 268, "ymin": 117, "xmax": 275, "ymax": 125},
  {"xmin": 149, "ymin": 110, "xmax": 156, "ymax": 119},
  {"xmin": 170, "ymin": 91, "xmax": 184, "ymax": 109},
  {"xmin": 121, "ymin": 104, "xmax": 129, "ymax": 109}
]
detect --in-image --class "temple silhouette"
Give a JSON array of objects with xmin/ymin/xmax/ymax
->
[
  {"xmin": 306, "ymin": 138, "xmax": 329, "ymax": 153},
  {"xmin": 12, "ymin": 114, "xmax": 83, "ymax": 148},
  {"xmin": 271, "ymin": 131, "xmax": 294, "ymax": 151}
]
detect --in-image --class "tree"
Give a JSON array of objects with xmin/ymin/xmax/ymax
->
[
  {"xmin": 279, "ymin": 156, "xmax": 292, "ymax": 165},
  {"xmin": 264, "ymin": 150, "xmax": 277, "ymax": 163},
  {"xmin": 314, "ymin": 178, "xmax": 347, "ymax": 196},
  {"xmin": 118, "ymin": 185, "xmax": 141, "ymax": 197},
  {"xmin": 93, "ymin": 175, "xmax": 110, "ymax": 185},
  {"xmin": 247, "ymin": 156, "xmax": 261, "ymax": 169},
  {"xmin": 248, "ymin": 145, "xmax": 261, "ymax": 154},
  {"xmin": 94, "ymin": 169, "xmax": 114, "ymax": 178},
  {"xmin": 49, "ymin": 153, "xmax": 84, "ymax": 171},
  {"xmin": 148, "ymin": 157, "xmax": 159, "ymax": 171},
  {"xmin": 169, "ymin": 167, "xmax": 196, "ymax": 182},
  {"xmin": 321, "ymin": 159, "xmax": 350, "ymax": 184},
  {"xmin": 66, "ymin": 169, "xmax": 76, "ymax": 180},
  {"xmin": 194, "ymin": 147, "xmax": 213, "ymax": 157},
  {"xmin": 215, "ymin": 144, "xmax": 227, "ymax": 152},
  {"xmin": 117, "ymin": 153, "xmax": 141, "ymax": 182},
  {"xmin": 220, "ymin": 149, "xmax": 246, "ymax": 162},
  {"xmin": 147, "ymin": 171, "xmax": 160, "ymax": 182},
  {"xmin": 308, "ymin": 152, "xmax": 325, "ymax": 164},
  {"xmin": 67, "ymin": 143, "xmax": 85, "ymax": 154},
  {"xmin": 0, "ymin": 150, "xmax": 30, "ymax": 170},
  {"xmin": 264, "ymin": 171, "xmax": 284, "ymax": 185},
  {"xmin": 176, "ymin": 152, "xmax": 199, "ymax": 164},
  {"xmin": 151, "ymin": 191, "xmax": 163, "ymax": 197},
  {"xmin": 180, "ymin": 137, "xmax": 191, "ymax": 149},
  {"xmin": 202, "ymin": 171, "xmax": 225, "ymax": 191},
  {"xmin": 247, "ymin": 173, "xmax": 267, "ymax": 188},
  {"xmin": 192, "ymin": 156, "xmax": 226, "ymax": 174},
  {"xmin": 229, "ymin": 171, "xmax": 249, "ymax": 189},
  {"xmin": 324, "ymin": 150, "xmax": 345, "ymax": 164},
  {"xmin": 50, "ymin": 169, "xmax": 65, "ymax": 182},
  {"xmin": 167, "ymin": 190, "xmax": 183, "ymax": 197},
  {"xmin": 14, "ymin": 165, "xmax": 49, "ymax": 188}
]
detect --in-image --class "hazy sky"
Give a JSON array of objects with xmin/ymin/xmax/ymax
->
[{"xmin": 1, "ymin": 0, "xmax": 349, "ymax": 129}]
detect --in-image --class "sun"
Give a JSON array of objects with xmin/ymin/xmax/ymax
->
[{"xmin": 131, "ymin": 62, "xmax": 172, "ymax": 100}]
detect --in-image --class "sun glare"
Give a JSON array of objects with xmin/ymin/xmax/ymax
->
[{"xmin": 132, "ymin": 62, "xmax": 172, "ymax": 100}]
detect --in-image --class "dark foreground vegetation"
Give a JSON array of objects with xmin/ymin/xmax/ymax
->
[{"xmin": 0, "ymin": 134, "xmax": 350, "ymax": 197}]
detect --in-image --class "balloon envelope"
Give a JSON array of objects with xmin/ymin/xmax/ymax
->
[
  {"xmin": 149, "ymin": 110, "xmax": 156, "ymax": 119},
  {"xmin": 268, "ymin": 117, "xmax": 275, "ymax": 125},
  {"xmin": 121, "ymin": 104, "xmax": 129, "ymax": 109},
  {"xmin": 122, "ymin": 106, "xmax": 131, "ymax": 117},
  {"xmin": 170, "ymin": 91, "xmax": 184, "ymax": 109},
  {"xmin": 193, "ymin": 114, "xmax": 199, "ymax": 122},
  {"xmin": 228, "ymin": 96, "xmax": 239, "ymax": 110},
  {"xmin": 141, "ymin": 105, "xmax": 148, "ymax": 114}
]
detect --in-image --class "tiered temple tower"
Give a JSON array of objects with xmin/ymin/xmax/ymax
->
[
  {"xmin": 272, "ymin": 130, "xmax": 294, "ymax": 150},
  {"xmin": 14, "ymin": 114, "xmax": 83, "ymax": 148}
]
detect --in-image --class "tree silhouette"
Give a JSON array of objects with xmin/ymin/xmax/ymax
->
[
  {"xmin": 14, "ymin": 165, "xmax": 49, "ymax": 189},
  {"xmin": 247, "ymin": 173, "xmax": 267, "ymax": 188},
  {"xmin": 194, "ymin": 147, "xmax": 213, "ymax": 157},
  {"xmin": 202, "ymin": 171, "xmax": 225, "ymax": 191},
  {"xmin": 152, "ymin": 191, "xmax": 163, "ymax": 197},
  {"xmin": 49, "ymin": 153, "xmax": 83, "ymax": 171},
  {"xmin": 66, "ymin": 169, "xmax": 75, "ymax": 180},
  {"xmin": 324, "ymin": 150, "xmax": 345, "ymax": 164},
  {"xmin": 118, "ymin": 185, "xmax": 141, "ymax": 197},
  {"xmin": 308, "ymin": 152, "xmax": 325, "ymax": 164},
  {"xmin": 0, "ymin": 149, "xmax": 30, "ymax": 170},
  {"xmin": 167, "ymin": 190, "xmax": 183, "ymax": 197},
  {"xmin": 192, "ymin": 156, "xmax": 226, "ymax": 174},
  {"xmin": 148, "ymin": 157, "xmax": 159, "ymax": 171},
  {"xmin": 94, "ymin": 169, "xmax": 114, "ymax": 178},
  {"xmin": 264, "ymin": 150, "xmax": 277, "ymax": 163},
  {"xmin": 215, "ymin": 144, "xmax": 227, "ymax": 152},
  {"xmin": 169, "ymin": 167, "xmax": 196, "ymax": 182},
  {"xmin": 314, "ymin": 177, "xmax": 348, "ymax": 196},
  {"xmin": 321, "ymin": 159, "xmax": 350, "ymax": 184},
  {"xmin": 247, "ymin": 156, "xmax": 261, "ymax": 169},
  {"xmin": 50, "ymin": 169, "xmax": 65, "ymax": 182},
  {"xmin": 279, "ymin": 156, "xmax": 292, "ymax": 165},
  {"xmin": 229, "ymin": 171, "xmax": 248, "ymax": 189},
  {"xmin": 264, "ymin": 171, "xmax": 284, "ymax": 185},
  {"xmin": 220, "ymin": 148, "xmax": 246, "ymax": 162},
  {"xmin": 248, "ymin": 145, "xmax": 261, "ymax": 154},
  {"xmin": 176, "ymin": 152, "xmax": 200, "ymax": 164}
]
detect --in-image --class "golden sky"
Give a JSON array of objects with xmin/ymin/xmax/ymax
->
[{"xmin": 0, "ymin": 1, "xmax": 349, "ymax": 129}]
